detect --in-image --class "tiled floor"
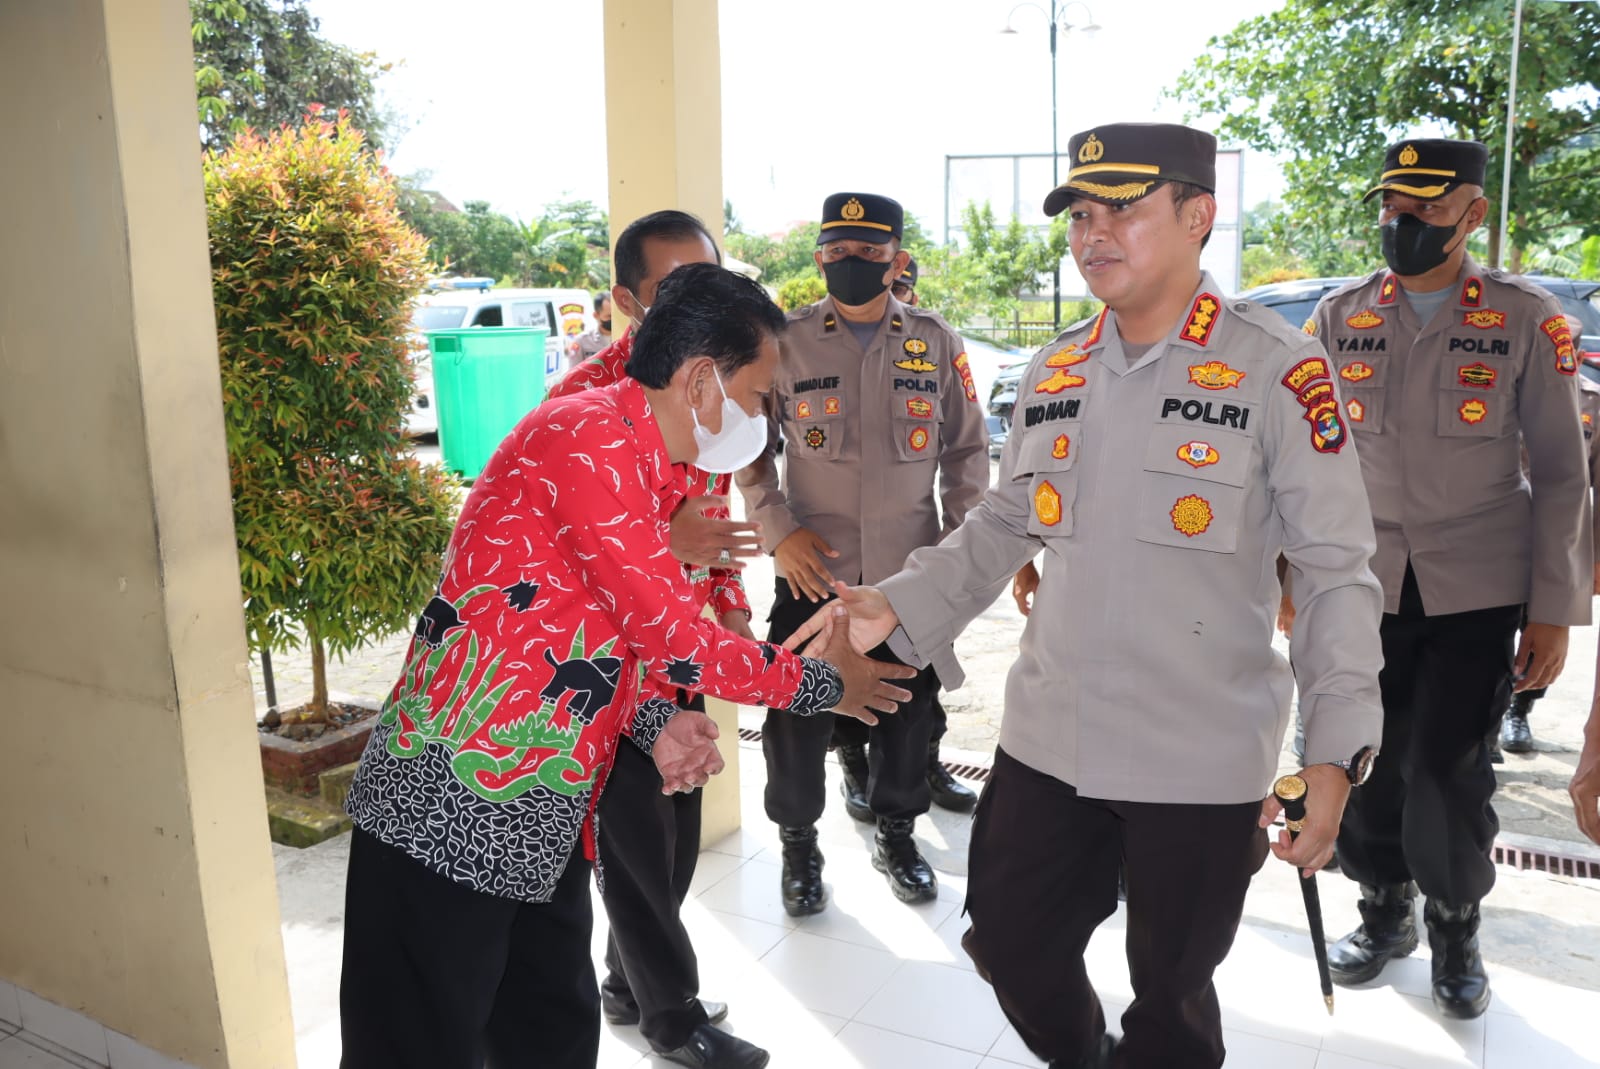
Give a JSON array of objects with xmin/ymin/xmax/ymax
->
[{"xmin": 262, "ymin": 741, "xmax": 1600, "ymax": 1069}]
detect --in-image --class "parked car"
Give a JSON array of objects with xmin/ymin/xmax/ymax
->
[
  {"xmin": 403, "ymin": 280, "xmax": 598, "ymax": 438},
  {"xmin": 985, "ymin": 414, "xmax": 1009, "ymax": 459},
  {"xmin": 1237, "ymin": 274, "xmax": 1600, "ymax": 356}
]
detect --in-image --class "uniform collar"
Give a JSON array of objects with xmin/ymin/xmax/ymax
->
[
  {"xmin": 1092, "ymin": 270, "xmax": 1223, "ymax": 373},
  {"xmin": 811, "ymin": 294, "xmax": 903, "ymax": 340}
]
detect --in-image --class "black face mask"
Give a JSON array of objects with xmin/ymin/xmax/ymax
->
[
  {"xmin": 598, "ymin": 318, "xmax": 612, "ymax": 331},
  {"xmin": 822, "ymin": 256, "xmax": 893, "ymax": 306},
  {"xmin": 1380, "ymin": 205, "xmax": 1470, "ymax": 277}
]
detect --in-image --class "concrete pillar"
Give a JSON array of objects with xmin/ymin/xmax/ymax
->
[
  {"xmin": 602, "ymin": 0, "xmax": 742, "ymax": 846},
  {"xmin": 0, "ymin": 3, "xmax": 297, "ymax": 1067}
]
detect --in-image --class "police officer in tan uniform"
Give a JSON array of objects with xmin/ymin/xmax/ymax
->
[
  {"xmin": 786, "ymin": 125, "xmax": 1385, "ymax": 1069},
  {"xmin": 832, "ymin": 251, "xmax": 982, "ymax": 822},
  {"xmin": 737, "ymin": 193, "xmax": 989, "ymax": 913},
  {"xmin": 1309, "ymin": 139, "xmax": 1592, "ymax": 1020}
]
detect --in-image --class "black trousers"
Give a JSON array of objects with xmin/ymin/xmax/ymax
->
[
  {"xmin": 597, "ymin": 694, "xmax": 706, "ymax": 1051},
  {"xmin": 833, "ymin": 695, "xmax": 948, "ymax": 749},
  {"xmin": 339, "ymin": 829, "xmax": 599, "ymax": 1069},
  {"xmin": 763, "ymin": 580, "xmax": 939, "ymax": 825},
  {"xmin": 963, "ymin": 748, "xmax": 1267, "ymax": 1069},
  {"xmin": 1336, "ymin": 565, "xmax": 1518, "ymax": 905}
]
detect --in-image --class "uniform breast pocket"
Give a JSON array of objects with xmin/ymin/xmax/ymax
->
[
  {"xmin": 1436, "ymin": 356, "xmax": 1513, "ymax": 438},
  {"xmin": 890, "ymin": 381, "xmax": 943, "ymax": 462},
  {"xmin": 1133, "ymin": 422, "xmax": 1251, "ymax": 554},
  {"xmin": 1012, "ymin": 429, "xmax": 1079, "ymax": 537},
  {"xmin": 1335, "ymin": 357, "xmax": 1387, "ymax": 434}
]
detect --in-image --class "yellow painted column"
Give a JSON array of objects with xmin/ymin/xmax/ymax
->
[
  {"xmin": 603, "ymin": 0, "xmax": 742, "ymax": 846},
  {"xmin": 0, "ymin": 3, "xmax": 296, "ymax": 1067}
]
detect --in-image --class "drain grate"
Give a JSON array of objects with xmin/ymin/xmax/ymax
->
[
  {"xmin": 735, "ymin": 726, "xmax": 1599, "ymax": 881},
  {"xmin": 1493, "ymin": 840, "xmax": 1600, "ymax": 881}
]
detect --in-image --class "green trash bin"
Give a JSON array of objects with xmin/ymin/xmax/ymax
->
[{"xmin": 427, "ymin": 327, "xmax": 548, "ymax": 479}]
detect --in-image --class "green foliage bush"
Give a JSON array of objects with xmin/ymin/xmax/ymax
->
[
  {"xmin": 206, "ymin": 109, "xmax": 457, "ymax": 719},
  {"xmin": 777, "ymin": 274, "xmax": 827, "ymax": 311}
]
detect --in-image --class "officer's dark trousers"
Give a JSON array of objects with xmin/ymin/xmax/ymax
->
[
  {"xmin": 834, "ymin": 695, "xmax": 949, "ymax": 750},
  {"xmin": 763, "ymin": 581, "xmax": 938, "ymax": 825},
  {"xmin": 1336, "ymin": 565, "xmax": 1517, "ymax": 906},
  {"xmin": 339, "ymin": 828, "xmax": 599, "ymax": 1069},
  {"xmin": 597, "ymin": 697, "xmax": 707, "ymax": 1051},
  {"xmin": 962, "ymin": 748, "xmax": 1267, "ymax": 1069}
]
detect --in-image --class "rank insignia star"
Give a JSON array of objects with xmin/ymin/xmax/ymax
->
[
  {"xmin": 1182, "ymin": 293, "xmax": 1222, "ymax": 346},
  {"xmin": 664, "ymin": 658, "xmax": 703, "ymax": 688}
]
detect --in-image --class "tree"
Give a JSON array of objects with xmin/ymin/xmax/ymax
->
[
  {"xmin": 1174, "ymin": 0, "xmax": 1600, "ymax": 273},
  {"xmin": 206, "ymin": 111, "xmax": 457, "ymax": 723},
  {"xmin": 192, "ymin": 0, "xmax": 392, "ymax": 152}
]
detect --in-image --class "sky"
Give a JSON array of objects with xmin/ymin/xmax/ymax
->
[{"xmin": 308, "ymin": 0, "xmax": 1290, "ymax": 241}]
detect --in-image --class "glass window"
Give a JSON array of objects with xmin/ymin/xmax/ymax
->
[
  {"xmin": 471, "ymin": 304, "xmax": 504, "ymax": 327},
  {"xmin": 413, "ymin": 305, "xmax": 468, "ymax": 330},
  {"xmin": 509, "ymin": 301, "xmax": 553, "ymax": 330}
]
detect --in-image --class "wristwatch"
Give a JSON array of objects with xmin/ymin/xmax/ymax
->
[{"xmin": 1328, "ymin": 746, "xmax": 1377, "ymax": 786}]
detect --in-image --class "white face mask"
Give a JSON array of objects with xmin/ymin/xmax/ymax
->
[{"xmin": 691, "ymin": 365, "xmax": 767, "ymax": 474}]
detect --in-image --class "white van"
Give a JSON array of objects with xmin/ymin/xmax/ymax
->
[{"xmin": 404, "ymin": 281, "xmax": 599, "ymax": 437}]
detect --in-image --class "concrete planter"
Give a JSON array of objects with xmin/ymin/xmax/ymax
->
[{"xmin": 258, "ymin": 693, "xmax": 383, "ymax": 797}]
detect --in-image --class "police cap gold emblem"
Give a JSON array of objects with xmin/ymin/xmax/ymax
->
[{"xmin": 1044, "ymin": 123, "xmax": 1218, "ymax": 217}]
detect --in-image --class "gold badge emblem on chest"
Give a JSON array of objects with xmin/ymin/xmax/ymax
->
[
  {"xmin": 1177, "ymin": 440, "xmax": 1219, "ymax": 468},
  {"xmin": 1034, "ymin": 481, "xmax": 1063, "ymax": 527},
  {"xmin": 1170, "ymin": 494, "xmax": 1214, "ymax": 537},
  {"xmin": 1187, "ymin": 360, "xmax": 1246, "ymax": 391}
]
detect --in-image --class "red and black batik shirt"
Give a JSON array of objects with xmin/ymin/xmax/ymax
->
[{"xmin": 345, "ymin": 378, "xmax": 838, "ymax": 903}]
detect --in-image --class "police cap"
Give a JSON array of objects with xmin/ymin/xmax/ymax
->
[
  {"xmin": 1043, "ymin": 123, "xmax": 1217, "ymax": 217},
  {"xmin": 1362, "ymin": 138, "xmax": 1488, "ymax": 203},
  {"xmin": 817, "ymin": 192, "xmax": 904, "ymax": 245},
  {"xmin": 896, "ymin": 256, "xmax": 918, "ymax": 289}
]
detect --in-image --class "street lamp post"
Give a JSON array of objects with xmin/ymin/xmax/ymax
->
[{"xmin": 1002, "ymin": 1, "xmax": 1099, "ymax": 331}]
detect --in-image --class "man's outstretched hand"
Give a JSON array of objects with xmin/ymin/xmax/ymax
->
[
  {"xmin": 653, "ymin": 710, "xmax": 725, "ymax": 794},
  {"xmin": 792, "ymin": 603, "xmax": 918, "ymax": 725},
  {"xmin": 784, "ymin": 582, "xmax": 901, "ymax": 657}
]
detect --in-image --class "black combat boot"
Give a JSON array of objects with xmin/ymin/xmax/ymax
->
[
  {"xmin": 778, "ymin": 825, "xmax": 827, "ymax": 917},
  {"xmin": 836, "ymin": 744, "xmax": 872, "ymax": 824},
  {"xmin": 1426, "ymin": 898, "xmax": 1491, "ymax": 1018},
  {"xmin": 1500, "ymin": 691, "xmax": 1535, "ymax": 754},
  {"xmin": 927, "ymin": 741, "xmax": 977, "ymax": 812},
  {"xmin": 1328, "ymin": 882, "xmax": 1419, "ymax": 986},
  {"xmin": 872, "ymin": 817, "xmax": 938, "ymax": 903}
]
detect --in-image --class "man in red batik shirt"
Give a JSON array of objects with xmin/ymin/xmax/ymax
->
[
  {"xmin": 548, "ymin": 210, "xmax": 771, "ymax": 1069},
  {"xmin": 339, "ymin": 263, "xmax": 915, "ymax": 1069}
]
